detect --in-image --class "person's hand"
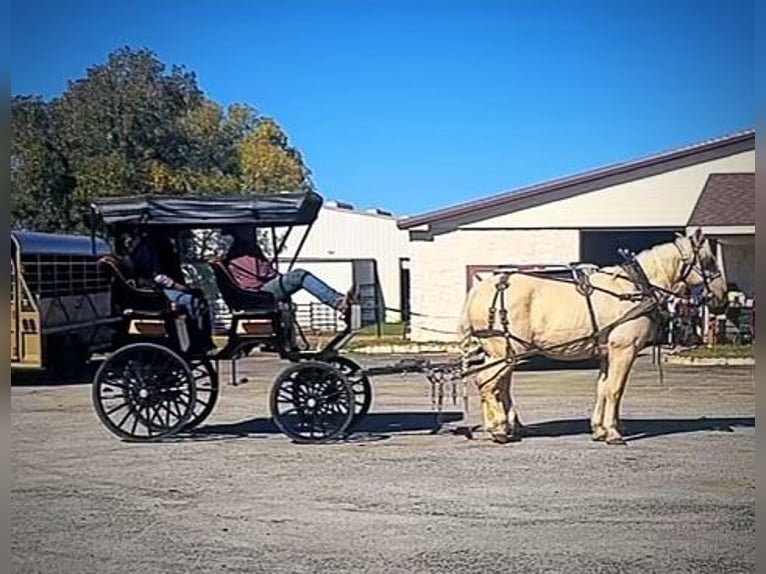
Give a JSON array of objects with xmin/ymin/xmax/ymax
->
[{"xmin": 154, "ymin": 274, "xmax": 187, "ymax": 291}]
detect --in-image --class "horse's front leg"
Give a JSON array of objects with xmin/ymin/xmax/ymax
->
[{"xmin": 602, "ymin": 345, "xmax": 637, "ymax": 445}]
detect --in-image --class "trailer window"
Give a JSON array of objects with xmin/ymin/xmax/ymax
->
[{"xmin": 21, "ymin": 254, "xmax": 111, "ymax": 298}]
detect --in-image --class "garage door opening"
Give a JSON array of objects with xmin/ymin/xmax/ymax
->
[{"xmin": 580, "ymin": 229, "xmax": 683, "ymax": 266}]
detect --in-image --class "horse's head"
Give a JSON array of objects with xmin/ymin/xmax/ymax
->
[{"xmin": 675, "ymin": 228, "xmax": 728, "ymax": 314}]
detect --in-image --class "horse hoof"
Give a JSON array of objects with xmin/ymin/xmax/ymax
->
[
  {"xmin": 606, "ymin": 436, "xmax": 627, "ymax": 446},
  {"xmin": 591, "ymin": 427, "xmax": 607, "ymax": 441},
  {"xmin": 491, "ymin": 433, "xmax": 511, "ymax": 444}
]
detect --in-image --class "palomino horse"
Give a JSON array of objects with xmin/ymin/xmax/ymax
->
[{"xmin": 457, "ymin": 228, "xmax": 728, "ymax": 445}]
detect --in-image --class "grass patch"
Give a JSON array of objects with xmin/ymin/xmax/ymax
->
[
  {"xmin": 356, "ymin": 322, "xmax": 407, "ymax": 338},
  {"xmin": 675, "ymin": 344, "xmax": 754, "ymax": 359}
]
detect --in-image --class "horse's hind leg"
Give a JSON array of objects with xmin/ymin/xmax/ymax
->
[
  {"xmin": 499, "ymin": 369, "xmax": 523, "ymax": 441},
  {"xmin": 476, "ymin": 362, "xmax": 513, "ymax": 443}
]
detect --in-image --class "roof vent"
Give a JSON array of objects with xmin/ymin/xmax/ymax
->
[
  {"xmin": 366, "ymin": 208, "xmax": 393, "ymax": 216},
  {"xmin": 326, "ymin": 200, "xmax": 354, "ymax": 210}
]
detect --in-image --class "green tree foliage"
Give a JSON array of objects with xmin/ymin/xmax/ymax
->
[
  {"xmin": 238, "ymin": 118, "xmax": 314, "ymax": 193},
  {"xmin": 11, "ymin": 96, "xmax": 76, "ymax": 232},
  {"xmin": 11, "ymin": 47, "xmax": 314, "ymax": 233}
]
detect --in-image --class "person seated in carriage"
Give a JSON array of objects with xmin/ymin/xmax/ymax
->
[
  {"xmin": 122, "ymin": 229, "xmax": 215, "ymax": 352},
  {"xmin": 220, "ymin": 225, "xmax": 357, "ymax": 314}
]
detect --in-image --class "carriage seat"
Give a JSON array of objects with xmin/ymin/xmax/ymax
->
[
  {"xmin": 207, "ymin": 257, "xmax": 279, "ymax": 313},
  {"xmin": 98, "ymin": 255, "xmax": 170, "ymax": 317},
  {"xmin": 208, "ymin": 256, "xmax": 285, "ymax": 341},
  {"xmin": 99, "ymin": 255, "xmax": 183, "ymax": 340}
]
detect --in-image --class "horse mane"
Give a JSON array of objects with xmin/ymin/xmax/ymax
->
[{"xmin": 594, "ymin": 237, "xmax": 687, "ymax": 283}]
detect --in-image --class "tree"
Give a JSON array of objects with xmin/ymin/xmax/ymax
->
[
  {"xmin": 238, "ymin": 118, "xmax": 314, "ymax": 193},
  {"xmin": 53, "ymin": 47, "xmax": 204, "ymax": 202},
  {"xmin": 11, "ymin": 46, "xmax": 316, "ymax": 234},
  {"xmin": 11, "ymin": 96, "xmax": 75, "ymax": 232}
]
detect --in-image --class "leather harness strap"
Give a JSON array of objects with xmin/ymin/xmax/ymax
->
[{"xmin": 468, "ymin": 258, "xmax": 668, "ymax": 384}]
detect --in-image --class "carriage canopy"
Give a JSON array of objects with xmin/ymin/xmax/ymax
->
[{"xmin": 90, "ymin": 191, "xmax": 324, "ymax": 230}]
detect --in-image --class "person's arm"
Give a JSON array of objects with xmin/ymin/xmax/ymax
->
[
  {"xmin": 256, "ymin": 257, "xmax": 279, "ymax": 280},
  {"xmin": 153, "ymin": 273, "xmax": 189, "ymax": 292}
]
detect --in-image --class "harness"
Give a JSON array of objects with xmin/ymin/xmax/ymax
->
[{"xmin": 462, "ymin": 241, "xmax": 719, "ymax": 387}]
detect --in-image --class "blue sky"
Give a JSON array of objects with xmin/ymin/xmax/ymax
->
[{"xmin": 11, "ymin": 0, "xmax": 754, "ymax": 216}]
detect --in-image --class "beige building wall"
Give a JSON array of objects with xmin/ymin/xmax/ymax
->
[
  {"xmin": 409, "ymin": 229, "xmax": 579, "ymax": 341},
  {"xmin": 406, "ymin": 148, "xmax": 754, "ymax": 342}
]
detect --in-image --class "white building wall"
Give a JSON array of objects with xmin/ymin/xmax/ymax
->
[
  {"xmin": 279, "ymin": 204, "xmax": 411, "ymax": 322},
  {"xmin": 716, "ymin": 237, "xmax": 755, "ymax": 297},
  {"xmin": 409, "ymin": 229, "xmax": 580, "ymax": 342},
  {"xmin": 464, "ymin": 150, "xmax": 755, "ymax": 229}
]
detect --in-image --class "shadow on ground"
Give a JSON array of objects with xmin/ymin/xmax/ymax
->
[
  {"xmin": 519, "ymin": 416, "xmax": 755, "ymax": 442},
  {"xmin": 179, "ymin": 411, "xmax": 464, "ymax": 443},
  {"xmin": 10, "ymin": 364, "xmax": 99, "ymax": 387},
  {"xmin": 179, "ymin": 412, "xmax": 753, "ymax": 445}
]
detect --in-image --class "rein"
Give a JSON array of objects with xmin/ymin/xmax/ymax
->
[
  {"xmin": 461, "ymin": 253, "xmax": 677, "ymax": 387},
  {"xmin": 376, "ymin": 239, "xmax": 721, "ymax": 389}
]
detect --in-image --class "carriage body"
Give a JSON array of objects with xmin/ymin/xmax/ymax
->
[{"xmin": 88, "ymin": 191, "xmax": 368, "ymax": 444}]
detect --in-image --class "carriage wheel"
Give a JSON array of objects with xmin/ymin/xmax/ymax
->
[
  {"xmin": 92, "ymin": 342, "xmax": 197, "ymax": 442},
  {"xmin": 326, "ymin": 356, "xmax": 372, "ymax": 431},
  {"xmin": 181, "ymin": 359, "xmax": 219, "ymax": 432},
  {"xmin": 269, "ymin": 361, "xmax": 355, "ymax": 444}
]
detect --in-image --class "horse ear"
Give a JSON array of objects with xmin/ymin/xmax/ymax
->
[{"xmin": 689, "ymin": 227, "xmax": 704, "ymax": 247}]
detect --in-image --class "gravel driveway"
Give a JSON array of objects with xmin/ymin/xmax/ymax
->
[{"xmin": 11, "ymin": 353, "xmax": 755, "ymax": 574}]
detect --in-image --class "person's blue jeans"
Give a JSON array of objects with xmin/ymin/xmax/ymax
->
[
  {"xmin": 260, "ymin": 269, "xmax": 343, "ymax": 308},
  {"xmin": 162, "ymin": 288, "xmax": 212, "ymax": 345}
]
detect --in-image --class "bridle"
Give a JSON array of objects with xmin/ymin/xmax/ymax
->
[{"xmin": 673, "ymin": 237, "xmax": 723, "ymax": 304}]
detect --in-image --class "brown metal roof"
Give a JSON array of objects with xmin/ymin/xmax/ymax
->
[
  {"xmin": 398, "ymin": 129, "xmax": 755, "ymax": 230},
  {"xmin": 687, "ymin": 173, "xmax": 755, "ymax": 227}
]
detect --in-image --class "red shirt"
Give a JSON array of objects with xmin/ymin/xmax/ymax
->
[{"xmin": 226, "ymin": 254, "xmax": 278, "ymax": 290}]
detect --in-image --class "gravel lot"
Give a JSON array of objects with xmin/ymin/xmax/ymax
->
[{"xmin": 11, "ymin": 353, "xmax": 755, "ymax": 574}]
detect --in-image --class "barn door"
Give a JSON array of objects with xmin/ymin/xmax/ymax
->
[{"xmin": 351, "ymin": 259, "xmax": 383, "ymax": 327}]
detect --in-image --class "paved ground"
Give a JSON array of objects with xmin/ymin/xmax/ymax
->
[{"xmin": 11, "ymin": 353, "xmax": 755, "ymax": 574}]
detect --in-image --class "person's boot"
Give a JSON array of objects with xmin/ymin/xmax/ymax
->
[{"xmin": 337, "ymin": 285, "xmax": 359, "ymax": 315}]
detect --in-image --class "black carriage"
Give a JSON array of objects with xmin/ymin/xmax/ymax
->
[{"xmin": 89, "ymin": 191, "xmax": 377, "ymax": 444}]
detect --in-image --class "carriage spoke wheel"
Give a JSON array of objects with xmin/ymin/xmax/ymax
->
[
  {"xmin": 92, "ymin": 343, "xmax": 197, "ymax": 442},
  {"xmin": 181, "ymin": 359, "xmax": 219, "ymax": 432},
  {"xmin": 326, "ymin": 356, "xmax": 372, "ymax": 431},
  {"xmin": 270, "ymin": 361, "xmax": 355, "ymax": 444}
]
